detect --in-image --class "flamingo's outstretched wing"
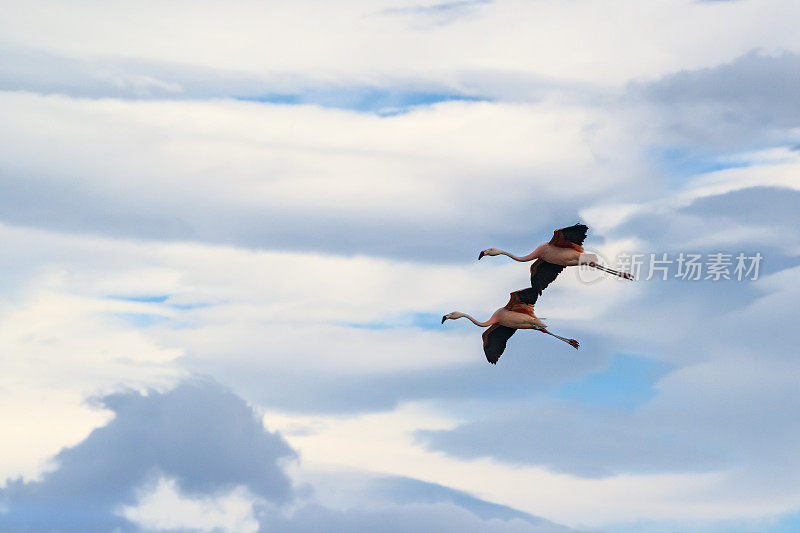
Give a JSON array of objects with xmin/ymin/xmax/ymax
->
[
  {"xmin": 482, "ymin": 324, "xmax": 516, "ymax": 364},
  {"xmin": 550, "ymin": 223, "xmax": 588, "ymax": 248},
  {"xmin": 515, "ymin": 259, "xmax": 565, "ymax": 305},
  {"xmin": 518, "ymin": 224, "xmax": 587, "ymax": 303}
]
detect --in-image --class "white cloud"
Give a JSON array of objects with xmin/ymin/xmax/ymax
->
[
  {"xmin": 122, "ymin": 478, "xmax": 260, "ymax": 533},
  {"xmin": 263, "ymin": 400, "xmax": 789, "ymax": 527},
  {"xmin": 3, "ymin": 2, "xmax": 800, "ymax": 530},
  {"xmin": 3, "ymin": 130, "xmax": 800, "ymax": 531},
  {"xmin": 2, "ymin": 0, "xmax": 800, "ymax": 90},
  {"xmin": 0, "ymin": 90, "xmax": 653, "ymax": 272},
  {"xmin": 0, "ymin": 286, "xmax": 182, "ymax": 482}
]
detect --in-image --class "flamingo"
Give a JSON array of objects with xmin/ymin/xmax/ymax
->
[
  {"xmin": 442, "ymin": 290, "xmax": 579, "ymax": 364},
  {"xmin": 478, "ymin": 224, "xmax": 633, "ymax": 300}
]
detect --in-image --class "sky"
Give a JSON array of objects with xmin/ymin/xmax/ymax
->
[{"xmin": 1, "ymin": 0, "xmax": 800, "ymax": 531}]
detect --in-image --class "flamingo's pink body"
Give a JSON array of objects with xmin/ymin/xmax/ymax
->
[
  {"xmin": 483, "ymin": 293, "xmax": 546, "ymax": 330},
  {"xmin": 531, "ymin": 242, "xmax": 584, "ymax": 267}
]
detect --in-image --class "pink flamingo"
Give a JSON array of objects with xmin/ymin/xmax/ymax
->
[
  {"xmin": 479, "ymin": 224, "xmax": 633, "ymax": 300},
  {"xmin": 442, "ymin": 290, "xmax": 579, "ymax": 364}
]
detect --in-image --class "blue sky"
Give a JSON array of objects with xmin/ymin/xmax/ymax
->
[
  {"xmin": 553, "ymin": 354, "xmax": 671, "ymax": 410},
  {"xmin": 2, "ymin": 1, "xmax": 800, "ymax": 531}
]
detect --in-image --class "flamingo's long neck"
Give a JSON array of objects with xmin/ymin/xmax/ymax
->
[
  {"xmin": 501, "ymin": 250, "xmax": 538, "ymax": 262},
  {"xmin": 457, "ymin": 313, "xmax": 492, "ymax": 327}
]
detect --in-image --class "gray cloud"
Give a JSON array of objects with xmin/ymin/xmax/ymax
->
[
  {"xmin": 614, "ymin": 186, "xmax": 800, "ymax": 271},
  {"xmin": 366, "ymin": 475, "xmax": 554, "ymax": 524},
  {"xmin": 646, "ymin": 50, "xmax": 800, "ymax": 116},
  {"xmin": 258, "ymin": 502, "xmax": 572, "ymax": 533},
  {"xmin": 0, "ymin": 170, "xmax": 581, "ymax": 263},
  {"xmin": 0, "ymin": 379, "xmax": 296, "ymax": 532},
  {"xmin": 0, "ymin": 45, "xmax": 184, "ymax": 100},
  {"xmin": 680, "ymin": 186, "xmax": 800, "ymax": 231},
  {"xmin": 0, "ymin": 43, "xmax": 603, "ymax": 112},
  {"xmin": 0, "ymin": 87, "xmax": 622, "ymax": 263},
  {"xmin": 635, "ymin": 50, "xmax": 800, "ymax": 150},
  {"xmin": 416, "ymin": 400, "xmax": 722, "ymax": 478},
  {"xmin": 279, "ymin": 471, "xmax": 577, "ymax": 532},
  {"xmin": 0, "ymin": 378, "xmax": 575, "ymax": 532},
  {"xmin": 181, "ymin": 328, "xmax": 607, "ymax": 415},
  {"xmin": 0, "ymin": 44, "xmax": 492, "ymax": 108}
]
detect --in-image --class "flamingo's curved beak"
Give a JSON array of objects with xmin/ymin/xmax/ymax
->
[
  {"xmin": 441, "ymin": 315, "xmax": 447, "ymax": 324},
  {"xmin": 478, "ymin": 251, "xmax": 485, "ymax": 260}
]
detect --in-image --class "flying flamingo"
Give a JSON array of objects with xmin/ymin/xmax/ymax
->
[
  {"xmin": 479, "ymin": 224, "xmax": 633, "ymax": 300},
  {"xmin": 442, "ymin": 290, "xmax": 579, "ymax": 364}
]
